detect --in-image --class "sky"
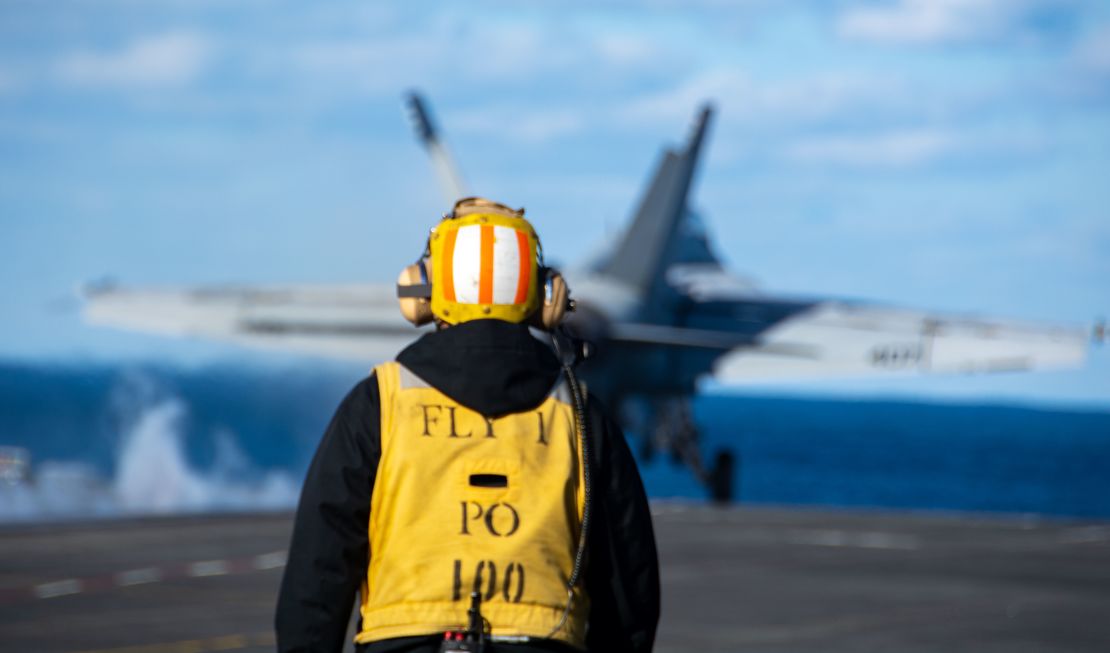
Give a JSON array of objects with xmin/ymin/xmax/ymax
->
[{"xmin": 1, "ymin": 0, "xmax": 1108, "ymax": 406}]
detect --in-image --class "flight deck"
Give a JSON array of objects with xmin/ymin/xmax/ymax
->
[{"xmin": 1, "ymin": 504, "xmax": 1107, "ymax": 652}]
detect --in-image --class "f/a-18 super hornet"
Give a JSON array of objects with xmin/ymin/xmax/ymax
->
[{"xmin": 84, "ymin": 93, "xmax": 1094, "ymax": 501}]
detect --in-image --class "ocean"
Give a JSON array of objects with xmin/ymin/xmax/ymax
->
[{"xmin": 2, "ymin": 361, "xmax": 1108, "ymax": 522}]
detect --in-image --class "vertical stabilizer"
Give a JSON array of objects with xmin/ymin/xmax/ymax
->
[
  {"xmin": 404, "ymin": 91, "xmax": 469, "ymax": 204},
  {"xmin": 596, "ymin": 105, "xmax": 714, "ymax": 301}
]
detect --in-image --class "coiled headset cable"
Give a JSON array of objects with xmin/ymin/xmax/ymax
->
[{"xmin": 545, "ymin": 330, "xmax": 592, "ymax": 639}]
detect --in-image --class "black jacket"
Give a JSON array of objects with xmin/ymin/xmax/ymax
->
[{"xmin": 275, "ymin": 320, "xmax": 659, "ymax": 653}]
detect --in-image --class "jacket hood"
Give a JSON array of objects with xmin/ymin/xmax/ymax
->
[{"xmin": 395, "ymin": 319, "xmax": 562, "ymax": 417}]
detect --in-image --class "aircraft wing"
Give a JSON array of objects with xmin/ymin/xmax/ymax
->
[
  {"xmin": 710, "ymin": 301, "xmax": 1089, "ymax": 383},
  {"xmin": 83, "ymin": 282, "xmax": 424, "ymax": 361}
]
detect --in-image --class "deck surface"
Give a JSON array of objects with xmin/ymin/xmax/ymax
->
[{"xmin": 1, "ymin": 504, "xmax": 1108, "ymax": 652}]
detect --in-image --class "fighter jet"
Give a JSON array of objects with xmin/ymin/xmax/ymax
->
[{"xmin": 84, "ymin": 93, "xmax": 1093, "ymax": 501}]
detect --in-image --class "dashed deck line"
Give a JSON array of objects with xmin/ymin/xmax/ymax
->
[
  {"xmin": 73, "ymin": 631, "xmax": 275, "ymax": 653},
  {"xmin": 0, "ymin": 551, "xmax": 287, "ymax": 606}
]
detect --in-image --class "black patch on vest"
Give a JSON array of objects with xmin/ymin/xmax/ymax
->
[{"xmin": 469, "ymin": 473, "xmax": 508, "ymax": 488}]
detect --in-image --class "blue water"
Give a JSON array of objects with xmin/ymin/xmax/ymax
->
[
  {"xmin": 2, "ymin": 361, "xmax": 1109, "ymax": 519},
  {"xmin": 643, "ymin": 397, "xmax": 1110, "ymax": 517}
]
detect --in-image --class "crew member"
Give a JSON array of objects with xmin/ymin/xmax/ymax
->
[{"xmin": 276, "ymin": 198, "xmax": 659, "ymax": 652}]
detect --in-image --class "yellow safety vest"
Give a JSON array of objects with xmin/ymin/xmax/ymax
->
[{"xmin": 355, "ymin": 362, "xmax": 589, "ymax": 648}]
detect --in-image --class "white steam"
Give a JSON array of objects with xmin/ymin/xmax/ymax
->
[{"xmin": 0, "ymin": 393, "xmax": 300, "ymax": 523}]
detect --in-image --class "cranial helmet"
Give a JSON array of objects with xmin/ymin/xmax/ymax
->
[{"xmin": 396, "ymin": 197, "xmax": 570, "ymax": 329}]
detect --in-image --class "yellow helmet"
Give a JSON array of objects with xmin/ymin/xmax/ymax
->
[
  {"xmin": 399, "ymin": 197, "xmax": 566, "ymax": 327},
  {"xmin": 428, "ymin": 198, "xmax": 542, "ymax": 325}
]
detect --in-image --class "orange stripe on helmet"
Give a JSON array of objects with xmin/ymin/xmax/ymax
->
[
  {"xmin": 479, "ymin": 224, "xmax": 494, "ymax": 305},
  {"xmin": 514, "ymin": 229, "xmax": 531, "ymax": 305},
  {"xmin": 441, "ymin": 227, "xmax": 458, "ymax": 303}
]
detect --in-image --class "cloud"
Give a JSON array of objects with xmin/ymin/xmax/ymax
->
[
  {"xmin": 593, "ymin": 33, "xmax": 668, "ymax": 67},
  {"xmin": 781, "ymin": 125, "xmax": 1048, "ymax": 167},
  {"xmin": 836, "ymin": 0, "xmax": 1075, "ymax": 46},
  {"xmin": 1074, "ymin": 25, "xmax": 1110, "ymax": 75},
  {"xmin": 287, "ymin": 38, "xmax": 429, "ymax": 92},
  {"xmin": 1012, "ymin": 24, "xmax": 1110, "ymax": 102},
  {"xmin": 55, "ymin": 32, "xmax": 213, "ymax": 88},
  {"xmin": 284, "ymin": 18, "xmax": 671, "ymax": 94},
  {"xmin": 616, "ymin": 68, "xmax": 906, "ymax": 126},
  {"xmin": 0, "ymin": 68, "xmax": 17, "ymax": 94},
  {"xmin": 449, "ymin": 107, "xmax": 586, "ymax": 143},
  {"xmin": 783, "ymin": 129, "xmax": 960, "ymax": 167}
]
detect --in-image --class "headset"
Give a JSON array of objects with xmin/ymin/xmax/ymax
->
[{"xmin": 396, "ymin": 198, "xmax": 572, "ymax": 331}]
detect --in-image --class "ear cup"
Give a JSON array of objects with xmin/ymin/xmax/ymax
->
[
  {"xmin": 397, "ymin": 262, "xmax": 433, "ymax": 326},
  {"xmin": 540, "ymin": 271, "xmax": 569, "ymax": 330}
]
